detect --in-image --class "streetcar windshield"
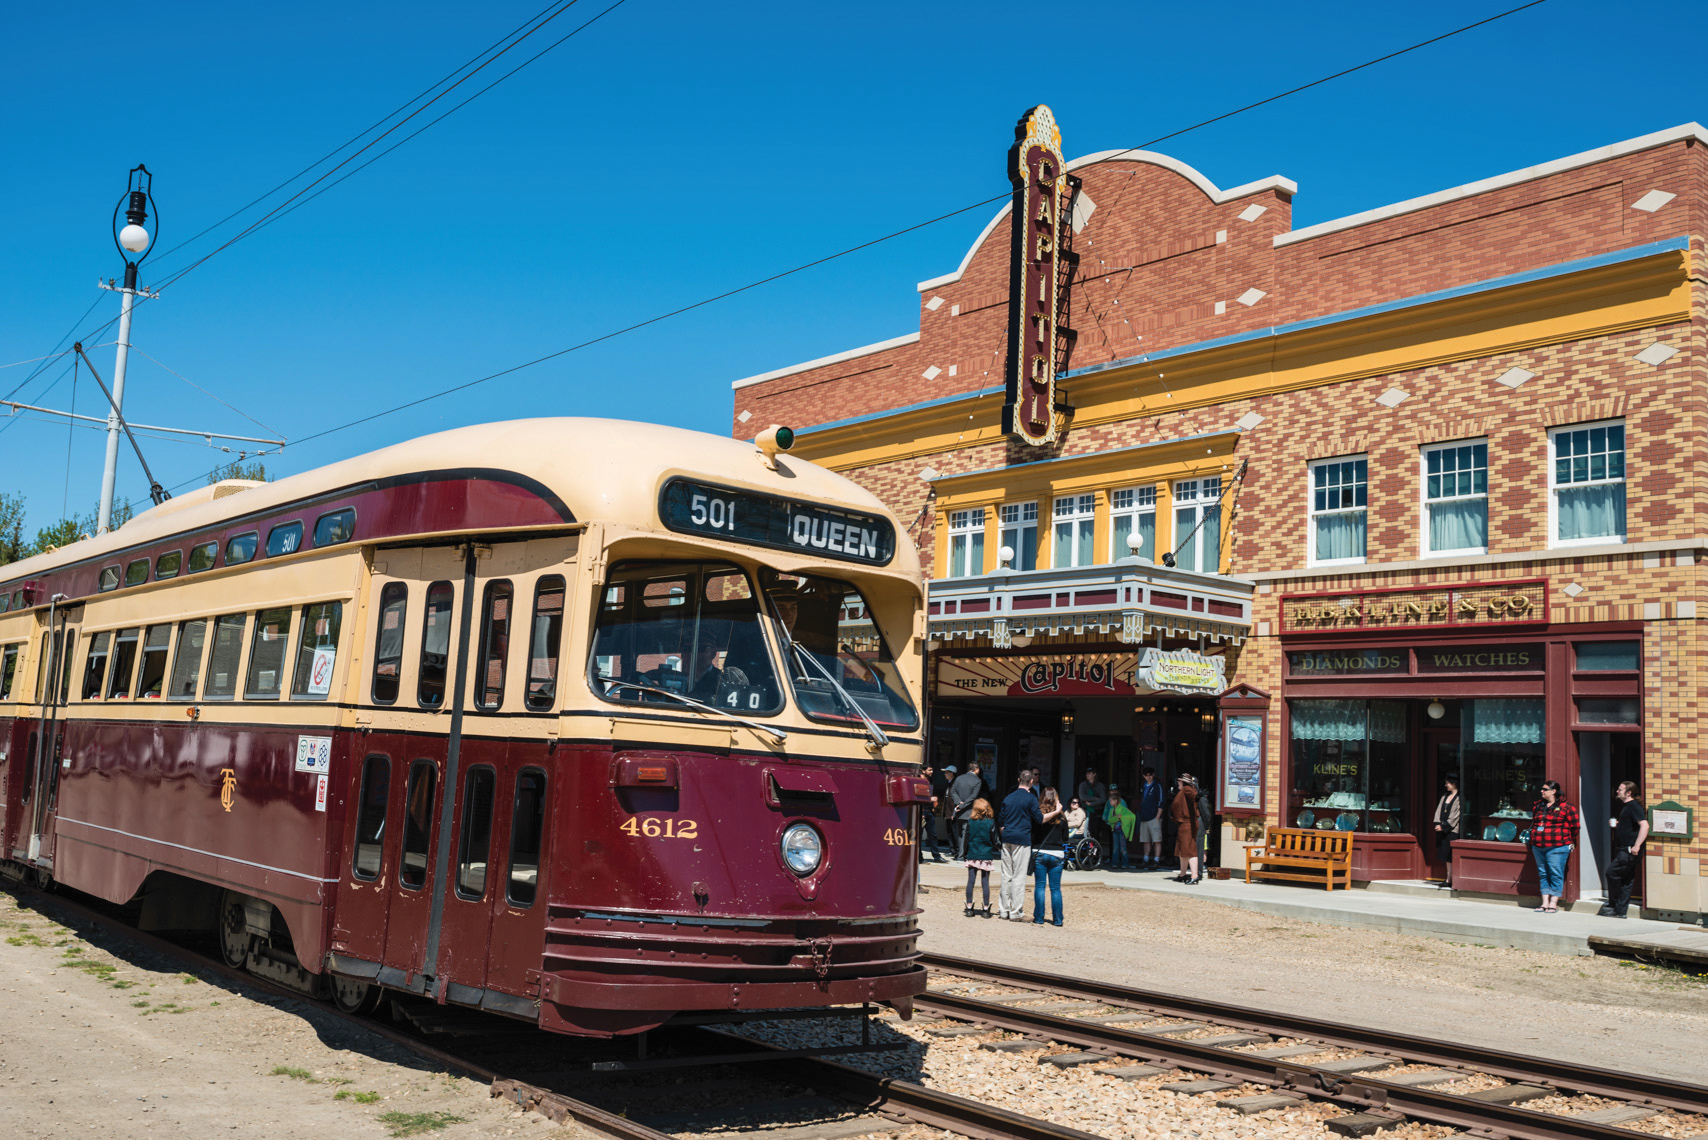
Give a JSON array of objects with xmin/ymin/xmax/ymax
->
[
  {"xmin": 590, "ymin": 561, "xmax": 783, "ymax": 716},
  {"xmin": 759, "ymin": 569, "xmax": 918, "ymax": 731}
]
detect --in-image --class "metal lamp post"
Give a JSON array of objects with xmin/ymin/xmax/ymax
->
[{"xmin": 97, "ymin": 164, "xmax": 156, "ymax": 534}]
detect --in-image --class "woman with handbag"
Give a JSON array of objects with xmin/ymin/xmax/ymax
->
[
  {"xmin": 1528, "ymin": 779, "xmax": 1580, "ymax": 913},
  {"xmin": 1432, "ymin": 774, "xmax": 1462, "ymax": 889}
]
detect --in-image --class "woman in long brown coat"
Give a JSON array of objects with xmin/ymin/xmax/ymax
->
[{"xmin": 1170, "ymin": 777, "xmax": 1200, "ymax": 884}]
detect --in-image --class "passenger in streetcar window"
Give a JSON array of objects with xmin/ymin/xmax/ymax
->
[{"xmin": 687, "ymin": 638, "xmax": 748, "ymax": 706}]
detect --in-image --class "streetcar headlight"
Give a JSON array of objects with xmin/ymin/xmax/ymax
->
[{"xmin": 780, "ymin": 823, "xmax": 823, "ymax": 876}]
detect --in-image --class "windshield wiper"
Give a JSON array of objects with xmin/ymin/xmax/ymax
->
[
  {"xmin": 596, "ymin": 675, "xmax": 788, "ymax": 743},
  {"xmin": 776, "ymin": 628, "xmax": 889, "ymax": 749}
]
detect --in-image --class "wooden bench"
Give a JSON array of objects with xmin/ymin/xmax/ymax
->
[{"xmin": 1245, "ymin": 827, "xmax": 1354, "ymax": 890}]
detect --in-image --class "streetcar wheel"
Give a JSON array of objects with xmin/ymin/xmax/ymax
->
[
  {"xmin": 218, "ymin": 890, "xmax": 251, "ymax": 969},
  {"xmin": 329, "ymin": 974, "xmax": 379, "ymax": 1015}
]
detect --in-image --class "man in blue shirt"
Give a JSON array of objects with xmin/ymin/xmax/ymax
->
[
  {"xmin": 1136, "ymin": 766, "xmax": 1165, "ymax": 870},
  {"xmin": 998, "ymin": 773, "xmax": 1042, "ymax": 920}
]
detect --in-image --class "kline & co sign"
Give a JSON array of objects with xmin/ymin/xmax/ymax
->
[
  {"xmin": 1280, "ymin": 579, "xmax": 1547, "ymax": 634},
  {"xmin": 1002, "ymin": 105, "xmax": 1079, "ymax": 446}
]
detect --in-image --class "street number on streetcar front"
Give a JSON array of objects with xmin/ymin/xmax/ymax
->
[
  {"xmin": 619, "ymin": 816, "xmax": 700, "ymax": 840},
  {"xmin": 688, "ymin": 492, "xmax": 736, "ymax": 532},
  {"xmin": 882, "ymin": 828, "xmax": 915, "ymax": 846}
]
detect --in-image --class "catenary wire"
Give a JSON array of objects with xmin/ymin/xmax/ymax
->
[
  {"xmin": 241, "ymin": 0, "xmax": 1553, "ymax": 473},
  {"xmin": 132, "ymin": 349, "xmax": 285, "ymax": 438}
]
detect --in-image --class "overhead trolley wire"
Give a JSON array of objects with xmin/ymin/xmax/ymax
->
[{"xmin": 239, "ymin": 0, "xmax": 1553, "ymax": 471}]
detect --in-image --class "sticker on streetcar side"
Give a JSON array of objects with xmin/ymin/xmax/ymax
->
[
  {"xmin": 295, "ymin": 735, "xmax": 332, "ymax": 774},
  {"xmin": 315, "ymin": 774, "xmax": 329, "ymax": 813}
]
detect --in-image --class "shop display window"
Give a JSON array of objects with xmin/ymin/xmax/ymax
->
[
  {"xmin": 1575, "ymin": 641, "xmax": 1638, "ymax": 671},
  {"xmin": 1288, "ymin": 699, "xmax": 1408, "ymax": 833},
  {"xmin": 1460, "ymin": 697, "xmax": 1543, "ymax": 843}
]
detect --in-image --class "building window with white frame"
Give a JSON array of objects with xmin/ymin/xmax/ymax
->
[
  {"xmin": 1551, "ymin": 420, "xmax": 1625, "ymax": 545},
  {"xmin": 1172, "ymin": 478, "xmax": 1222, "ymax": 574},
  {"xmin": 946, "ymin": 508, "xmax": 985, "ymax": 578},
  {"xmin": 1053, "ymin": 494, "xmax": 1096, "ymax": 568},
  {"xmin": 1308, "ymin": 457, "xmax": 1367, "ymax": 565},
  {"xmin": 1110, "ymin": 486, "xmax": 1156, "ymax": 562},
  {"xmin": 998, "ymin": 502, "xmax": 1038, "ymax": 571},
  {"xmin": 1422, "ymin": 440, "xmax": 1488, "ymax": 556}
]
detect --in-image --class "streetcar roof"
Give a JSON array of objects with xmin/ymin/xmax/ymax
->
[{"xmin": 1, "ymin": 418, "xmax": 919, "ymax": 583}]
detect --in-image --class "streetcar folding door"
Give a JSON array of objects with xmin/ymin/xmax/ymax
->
[{"xmin": 26, "ymin": 616, "xmax": 77, "ymax": 867}]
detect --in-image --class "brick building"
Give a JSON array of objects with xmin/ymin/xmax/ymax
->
[{"xmin": 729, "ymin": 120, "xmax": 1708, "ymax": 921}]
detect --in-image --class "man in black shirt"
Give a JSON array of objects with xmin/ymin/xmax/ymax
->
[
  {"xmin": 1077, "ymin": 769, "xmax": 1109, "ymax": 848},
  {"xmin": 1599, "ymin": 780, "xmax": 1649, "ymax": 919}
]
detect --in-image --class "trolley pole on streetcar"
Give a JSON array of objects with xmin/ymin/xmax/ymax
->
[{"xmin": 96, "ymin": 165, "xmax": 158, "ymax": 535}]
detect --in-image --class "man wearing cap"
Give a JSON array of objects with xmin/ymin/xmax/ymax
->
[{"xmin": 918, "ymin": 765, "xmax": 946, "ymax": 863}]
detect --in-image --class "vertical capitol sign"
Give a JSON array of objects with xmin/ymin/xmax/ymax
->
[{"xmin": 1003, "ymin": 105, "xmax": 1077, "ymax": 446}]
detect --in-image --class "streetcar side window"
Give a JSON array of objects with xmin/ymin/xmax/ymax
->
[
  {"xmin": 474, "ymin": 580, "xmax": 514, "ymax": 712},
  {"xmin": 400, "ymin": 760, "xmax": 437, "ymax": 890},
  {"xmin": 0, "ymin": 643, "xmax": 19, "ymax": 699},
  {"xmin": 266, "ymin": 522, "xmax": 303, "ymax": 558},
  {"xmin": 524, "ymin": 576, "xmax": 565, "ymax": 711},
  {"xmin": 245, "ymin": 608, "xmax": 293, "ymax": 699},
  {"xmin": 371, "ymin": 584, "xmax": 408, "ymax": 705},
  {"xmin": 155, "ymin": 551, "xmax": 182, "ymax": 581},
  {"xmin": 169, "ymin": 619, "xmax": 208, "ymax": 700},
  {"xmin": 39, "ymin": 631, "xmax": 72, "ymax": 704},
  {"xmin": 418, "ymin": 581, "xmax": 454, "ymax": 708},
  {"xmin": 290, "ymin": 601, "xmax": 343, "ymax": 700},
  {"xmin": 0, "ymin": 595, "xmax": 7, "ymax": 613},
  {"xmin": 352, "ymin": 755, "xmax": 390, "ymax": 882},
  {"xmin": 203, "ymin": 613, "xmax": 248, "ymax": 700},
  {"xmin": 81, "ymin": 632, "xmax": 112, "ymax": 700},
  {"xmin": 98, "ymin": 566, "xmax": 121, "ymax": 592},
  {"xmin": 455, "ymin": 766, "xmax": 496, "ymax": 900},
  {"xmin": 313, "ymin": 509, "xmax": 356, "ymax": 548},
  {"xmin": 35, "ymin": 635, "xmax": 47, "ymax": 702},
  {"xmin": 225, "ymin": 532, "xmax": 258, "ymax": 565},
  {"xmin": 187, "ymin": 541, "xmax": 218, "ymax": 574},
  {"xmin": 107, "ymin": 628, "xmax": 141, "ymax": 699},
  {"xmin": 507, "ymin": 769, "xmax": 547, "ymax": 907},
  {"xmin": 136, "ymin": 625, "xmax": 172, "ymax": 699},
  {"xmin": 124, "ymin": 560, "xmax": 149, "ymax": 587}
]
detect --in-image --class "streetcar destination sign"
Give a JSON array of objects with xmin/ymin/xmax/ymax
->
[{"xmin": 658, "ymin": 478, "xmax": 896, "ymax": 566}]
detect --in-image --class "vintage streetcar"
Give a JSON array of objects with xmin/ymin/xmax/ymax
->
[{"xmin": 0, "ymin": 418, "xmax": 928, "ymax": 1036}]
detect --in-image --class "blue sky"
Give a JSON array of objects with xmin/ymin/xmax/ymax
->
[{"xmin": 3, "ymin": 0, "xmax": 1705, "ymax": 532}]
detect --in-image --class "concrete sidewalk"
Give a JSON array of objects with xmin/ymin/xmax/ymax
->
[{"xmin": 915, "ymin": 858, "xmax": 1705, "ymax": 960}]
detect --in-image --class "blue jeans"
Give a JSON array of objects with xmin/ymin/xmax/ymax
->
[
  {"xmin": 1109, "ymin": 829, "xmax": 1129, "ymax": 868},
  {"xmin": 1532, "ymin": 843, "xmax": 1572, "ymax": 897},
  {"xmin": 1032, "ymin": 850, "xmax": 1064, "ymax": 924}
]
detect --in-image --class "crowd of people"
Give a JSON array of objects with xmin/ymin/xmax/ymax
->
[{"xmin": 918, "ymin": 761, "xmax": 1219, "ymax": 927}]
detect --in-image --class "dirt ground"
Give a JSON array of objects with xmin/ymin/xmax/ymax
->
[
  {"xmin": 0, "ymin": 891, "xmax": 589, "ymax": 1140},
  {"xmin": 916, "ymin": 879, "xmax": 1708, "ymax": 1083}
]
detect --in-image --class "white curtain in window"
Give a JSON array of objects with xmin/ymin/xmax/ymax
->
[
  {"xmin": 1557, "ymin": 484, "xmax": 1625, "ymax": 541},
  {"xmin": 1468, "ymin": 698, "xmax": 1545, "ymax": 744},
  {"xmin": 1290, "ymin": 699, "xmax": 1367, "ymax": 741},
  {"xmin": 1428, "ymin": 499, "xmax": 1487, "ymax": 552},
  {"xmin": 1369, "ymin": 701, "xmax": 1407, "ymax": 743},
  {"xmin": 1314, "ymin": 513, "xmax": 1366, "ymax": 561}
]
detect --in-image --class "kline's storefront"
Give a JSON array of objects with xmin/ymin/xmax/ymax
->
[{"xmin": 1278, "ymin": 581, "xmax": 1642, "ymax": 901}]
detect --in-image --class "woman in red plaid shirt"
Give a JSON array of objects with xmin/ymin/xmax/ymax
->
[{"xmin": 1528, "ymin": 779, "xmax": 1580, "ymax": 913}]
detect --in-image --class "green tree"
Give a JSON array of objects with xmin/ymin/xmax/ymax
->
[
  {"xmin": 0, "ymin": 493, "xmax": 27, "ymax": 566},
  {"xmin": 28, "ymin": 518, "xmax": 84, "ymax": 556},
  {"xmin": 208, "ymin": 458, "xmax": 273, "ymax": 484}
]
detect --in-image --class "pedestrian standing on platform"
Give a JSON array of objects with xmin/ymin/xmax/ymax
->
[
  {"xmin": 998, "ymin": 773, "xmax": 1043, "ymax": 920},
  {"xmin": 918, "ymin": 765, "xmax": 945, "ymax": 863},
  {"xmin": 1171, "ymin": 776, "xmax": 1201, "ymax": 884},
  {"xmin": 1528, "ymin": 779, "xmax": 1580, "ymax": 913},
  {"xmin": 1194, "ymin": 775, "xmax": 1213, "ymax": 882},
  {"xmin": 947, "ymin": 762, "xmax": 982, "ymax": 860},
  {"xmin": 1078, "ymin": 768, "xmax": 1109, "ymax": 849},
  {"xmin": 1027, "ymin": 768, "xmax": 1042, "ymax": 799},
  {"xmin": 1104, "ymin": 787, "xmax": 1136, "ymax": 870},
  {"xmin": 962, "ymin": 799, "xmax": 997, "ymax": 917},
  {"xmin": 1432, "ymin": 774, "xmax": 1462, "ymax": 889},
  {"xmin": 1600, "ymin": 780, "xmax": 1649, "ymax": 919},
  {"xmin": 1136, "ymin": 767, "xmax": 1165, "ymax": 870},
  {"xmin": 1032, "ymin": 787, "xmax": 1067, "ymax": 926},
  {"xmin": 1065, "ymin": 798, "xmax": 1088, "ymax": 842}
]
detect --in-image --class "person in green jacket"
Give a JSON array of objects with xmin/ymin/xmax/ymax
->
[
  {"xmin": 1105, "ymin": 787, "xmax": 1137, "ymax": 870},
  {"xmin": 962, "ymin": 799, "xmax": 997, "ymax": 917}
]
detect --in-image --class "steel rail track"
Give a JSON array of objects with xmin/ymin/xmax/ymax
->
[
  {"xmin": 919, "ymin": 952, "xmax": 1708, "ymax": 1140},
  {"xmin": 0, "ymin": 882, "xmax": 1099, "ymax": 1140}
]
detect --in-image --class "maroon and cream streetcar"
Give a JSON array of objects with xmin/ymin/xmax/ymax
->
[{"xmin": 0, "ymin": 418, "xmax": 928, "ymax": 1036}]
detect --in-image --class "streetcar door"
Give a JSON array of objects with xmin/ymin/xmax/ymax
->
[
  {"xmin": 378, "ymin": 544, "xmax": 467, "ymax": 989},
  {"xmin": 28, "ymin": 614, "xmax": 76, "ymax": 867}
]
